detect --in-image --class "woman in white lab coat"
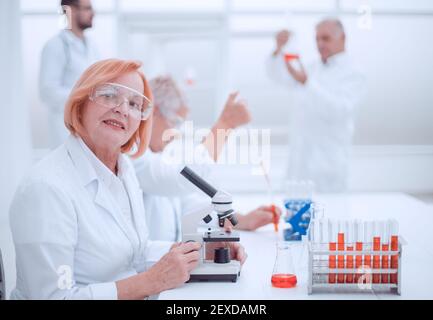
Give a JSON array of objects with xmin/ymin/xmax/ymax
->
[{"xmin": 9, "ymin": 59, "xmax": 246, "ymax": 300}]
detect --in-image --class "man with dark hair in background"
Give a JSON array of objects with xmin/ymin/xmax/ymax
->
[{"xmin": 39, "ymin": 0, "xmax": 100, "ymax": 148}]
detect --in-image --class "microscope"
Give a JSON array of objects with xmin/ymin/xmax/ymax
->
[{"xmin": 180, "ymin": 166, "xmax": 241, "ymax": 282}]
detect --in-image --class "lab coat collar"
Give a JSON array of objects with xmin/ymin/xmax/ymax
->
[
  {"xmin": 324, "ymin": 51, "xmax": 348, "ymax": 66},
  {"xmin": 61, "ymin": 30, "xmax": 88, "ymax": 49},
  {"xmin": 64, "ymin": 134, "xmax": 98, "ymax": 187},
  {"xmin": 77, "ymin": 136, "xmax": 132, "ymax": 190},
  {"xmin": 65, "ymin": 134, "xmax": 134, "ymax": 188}
]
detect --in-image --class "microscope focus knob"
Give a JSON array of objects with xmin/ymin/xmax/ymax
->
[{"xmin": 214, "ymin": 247, "xmax": 231, "ymax": 264}]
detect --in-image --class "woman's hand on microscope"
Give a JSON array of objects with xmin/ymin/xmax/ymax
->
[
  {"xmin": 205, "ymin": 242, "xmax": 248, "ymax": 266},
  {"xmin": 116, "ymin": 241, "xmax": 201, "ymax": 299},
  {"xmin": 145, "ymin": 241, "xmax": 202, "ymax": 292}
]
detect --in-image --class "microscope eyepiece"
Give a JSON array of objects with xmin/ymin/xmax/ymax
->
[{"xmin": 180, "ymin": 166, "xmax": 217, "ymax": 197}]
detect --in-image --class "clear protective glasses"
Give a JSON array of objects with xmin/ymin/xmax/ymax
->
[{"xmin": 89, "ymin": 82, "xmax": 153, "ymax": 121}]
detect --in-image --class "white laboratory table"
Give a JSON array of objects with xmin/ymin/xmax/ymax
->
[
  {"xmin": 1, "ymin": 192, "xmax": 432, "ymax": 300},
  {"xmin": 159, "ymin": 192, "xmax": 433, "ymax": 300}
]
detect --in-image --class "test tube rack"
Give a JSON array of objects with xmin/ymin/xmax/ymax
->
[{"xmin": 307, "ymin": 237, "xmax": 404, "ymax": 295}]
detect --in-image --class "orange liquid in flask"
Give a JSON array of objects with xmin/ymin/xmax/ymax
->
[{"xmin": 271, "ymin": 274, "xmax": 297, "ymax": 288}]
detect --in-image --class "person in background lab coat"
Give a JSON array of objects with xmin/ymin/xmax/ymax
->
[
  {"xmin": 136, "ymin": 76, "xmax": 282, "ymax": 242},
  {"xmin": 9, "ymin": 59, "xmax": 247, "ymax": 300},
  {"xmin": 39, "ymin": 0, "xmax": 100, "ymax": 148},
  {"xmin": 266, "ymin": 19, "xmax": 366, "ymax": 192}
]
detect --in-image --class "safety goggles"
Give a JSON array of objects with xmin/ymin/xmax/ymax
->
[{"xmin": 89, "ymin": 83, "xmax": 153, "ymax": 121}]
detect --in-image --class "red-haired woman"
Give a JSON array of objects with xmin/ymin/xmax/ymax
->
[{"xmin": 9, "ymin": 59, "xmax": 246, "ymax": 300}]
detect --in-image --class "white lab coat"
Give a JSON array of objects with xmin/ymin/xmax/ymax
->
[
  {"xmin": 39, "ymin": 30, "xmax": 100, "ymax": 148},
  {"xmin": 9, "ymin": 135, "xmax": 171, "ymax": 300},
  {"xmin": 135, "ymin": 141, "xmax": 214, "ymax": 242},
  {"xmin": 266, "ymin": 51, "xmax": 366, "ymax": 192}
]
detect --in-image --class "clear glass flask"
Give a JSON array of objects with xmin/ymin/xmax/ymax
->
[{"xmin": 271, "ymin": 241, "xmax": 298, "ymax": 288}]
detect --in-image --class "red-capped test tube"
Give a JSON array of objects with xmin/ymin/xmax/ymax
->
[
  {"xmin": 363, "ymin": 221, "xmax": 373, "ymax": 284},
  {"xmin": 345, "ymin": 220, "xmax": 355, "ymax": 284},
  {"xmin": 389, "ymin": 219, "xmax": 399, "ymax": 284},
  {"xmin": 372, "ymin": 221, "xmax": 383, "ymax": 284},
  {"xmin": 354, "ymin": 220, "xmax": 363, "ymax": 284},
  {"xmin": 328, "ymin": 219, "xmax": 337, "ymax": 284},
  {"xmin": 337, "ymin": 220, "xmax": 346, "ymax": 284},
  {"xmin": 381, "ymin": 221, "xmax": 391, "ymax": 283}
]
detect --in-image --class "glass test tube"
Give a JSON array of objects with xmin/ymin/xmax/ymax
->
[
  {"xmin": 345, "ymin": 220, "xmax": 354, "ymax": 284},
  {"xmin": 354, "ymin": 219, "xmax": 363, "ymax": 284},
  {"xmin": 308, "ymin": 220, "xmax": 316, "ymax": 246},
  {"xmin": 372, "ymin": 221, "xmax": 383, "ymax": 284},
  {"xmin": 312, "ymin": 202, "xmax": 325, "ymax": 220},
  {"xmin": 328, "ymin": 219, "xmax": 337, "ymax": 284},
  {"xmin": 363, "ymin": 221, "xmax": 373, "ymax": 284},
  {"xmin": 390, "ymin": 219, "xmax": 399, "ymax": 284},
  {"xmin": 381, "ymin": 220, "xmax": 390, "ymax": 283},
  {"xmin": 318, "ymin": 218, "xmax": 328, "ymax": 283},
  {"xmin": 337, "ymin": 220, "xmax": 346, "ymax": 283},
  {"xmin": 319, "ymin": 218, "xmax": 327, "ymax": 250}
]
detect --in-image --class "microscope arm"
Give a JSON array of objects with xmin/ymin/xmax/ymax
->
[{"xmin": 180, "ymin": 166, "xmax": 238, "ymax": 227}]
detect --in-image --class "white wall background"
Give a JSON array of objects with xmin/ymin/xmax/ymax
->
[
  {"xmin": 0, "ymin": 0, "xmax": 33, "ymax": 300},
  {"xmin": 12, "ymin": 0, "xmax": 433, "ymax": 194},
  {"xmin": 20, "ymin": 0, "xmax": 433, "ymax": 149},
  {"xmin": 1, "ymin": 1, "xmax": 33, "ymax": 221}
]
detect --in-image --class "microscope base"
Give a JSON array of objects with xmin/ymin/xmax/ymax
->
[
  {"xmin": 188, "ymin": 273, "xmax": 239, "ymax": 282},
  {"xmin": 187, "ymin": 261, "xmax": 241, "ymax": 283}
]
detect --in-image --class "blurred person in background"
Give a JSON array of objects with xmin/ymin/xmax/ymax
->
[
  {"xmin": 266, "ymin": 18, "xmax": 366, "ymax": 193},
  {"xmin": 39, "ymin": 0, "xmax": 100, "ymax": 148}
]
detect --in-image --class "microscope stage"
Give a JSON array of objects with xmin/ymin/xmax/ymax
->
[{"xmin": 203, "ymin": 230, "xmax": 240, "ymax": 242}]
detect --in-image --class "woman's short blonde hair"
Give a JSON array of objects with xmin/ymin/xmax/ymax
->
[{"xmin": 64, "ymin": 59, "xmax": 153, "ymax": 158}]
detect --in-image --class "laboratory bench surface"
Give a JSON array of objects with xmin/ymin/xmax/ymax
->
[
  {"xmin": 159, "ymin": 192, "xmax": 433, "ymax": 300},
  {"xmin": 1, "ymin": 192, "xmax": 433, "ymax": 300}
]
